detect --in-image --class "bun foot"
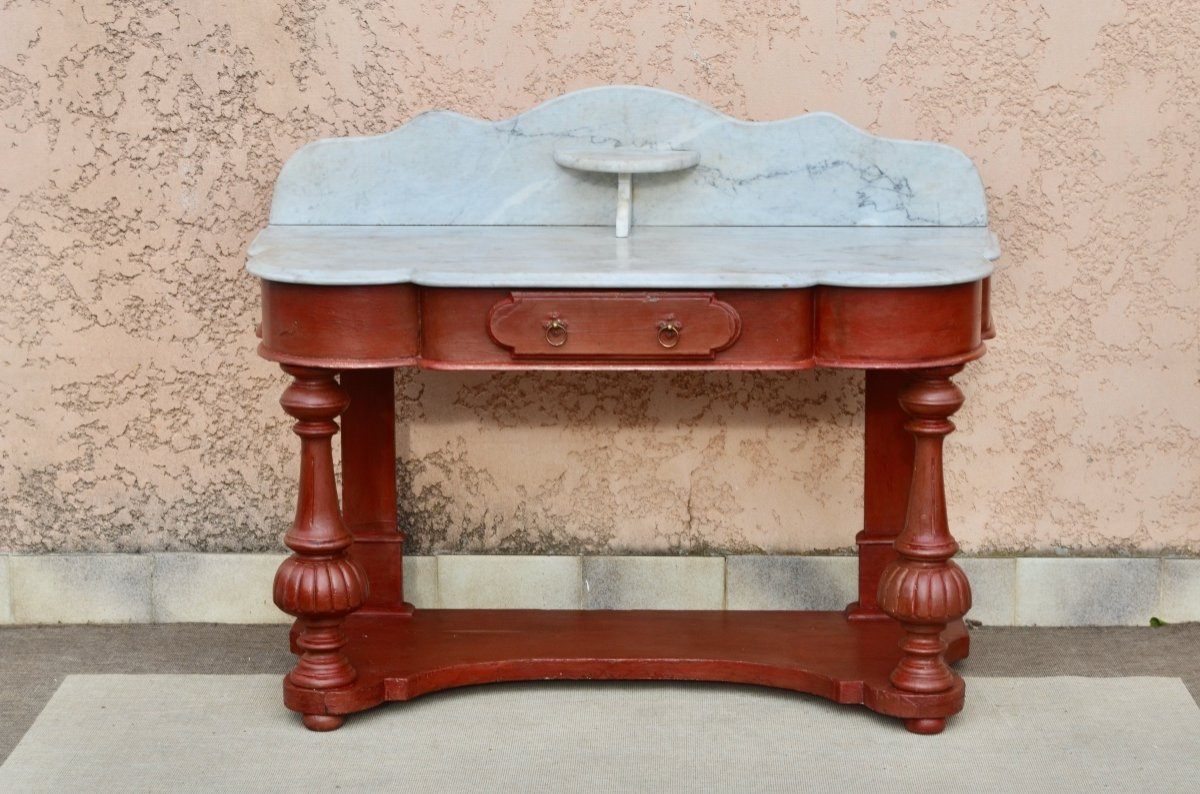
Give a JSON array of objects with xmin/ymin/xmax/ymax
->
[
  {"xmin": 904, "ymin": 717, "xmax": 946, "ymax": 735},
  {"xmin": 302, "ymin": 714, "xmax": 345, "ymax": 732}
]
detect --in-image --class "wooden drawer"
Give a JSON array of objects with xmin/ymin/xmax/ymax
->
[{"xmin": 487, "ymin": 291, "xmax": 742, "ymax": 360}]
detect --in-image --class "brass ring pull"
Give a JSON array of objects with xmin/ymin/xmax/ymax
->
[
  {"xmin": 544, "ymin": 317, "xmax": 568, "ymax": 347},
  {"xmin": 657, "ymin": 319, "xmax": 681, "ymax": 348}
]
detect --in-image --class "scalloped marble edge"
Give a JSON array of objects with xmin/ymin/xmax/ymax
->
[
  {"xmin": 246, "ymin": 225, "xmax": 997, "ymax": 288},
  {"xmin": 268, "ymin": 85, "xmax": 989, "ymax": 228}
]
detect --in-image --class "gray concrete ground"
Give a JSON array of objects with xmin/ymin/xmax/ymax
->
[{"xmin": 2, "ymin": 623, "xmax": 1198, "ymax": 764}]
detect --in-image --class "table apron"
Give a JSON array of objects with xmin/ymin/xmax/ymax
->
[{"xmin": 257, "ymin": 281, "xmax": 987, "ymax": 370}]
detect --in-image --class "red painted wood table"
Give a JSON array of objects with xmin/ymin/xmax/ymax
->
[{"xmin": 248, "ymin": 87, "xmax": 998, "ymax": 734}]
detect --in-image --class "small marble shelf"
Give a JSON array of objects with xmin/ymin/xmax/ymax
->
[
  {"xmin": 553, "ymin": 148, "xmax": 701, "ymax": 174},
  {"xmin": 554, "ymin": 147, "xmax": 701, "ymax": 238}
]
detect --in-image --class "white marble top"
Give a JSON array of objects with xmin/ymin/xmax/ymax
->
[
  {"xmin": 251, "ymin": 86, "xmax": 998, "ymax": 289},
  {"xmin": 247, "ymin": 225, "xmax": 998, "ymax": 288}
]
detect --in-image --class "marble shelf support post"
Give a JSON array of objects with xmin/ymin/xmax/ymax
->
[
  {"xmin": 551, "ymin": 147, "xmax": 701, "ymax": 238},
  {"xmin": 877, "ymin": 366, "xmax": 972, "ymax": 735},
  {"xmin": 272, "ymin": 365, "xmax": 369, "ymax": 731},
  {"xmin": 616, "ymin": 172, "xmax": 632, "ymax": 238}
]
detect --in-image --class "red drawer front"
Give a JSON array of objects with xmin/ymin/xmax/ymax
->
[{"xmin": 487, "ymin": 291, "xmax": 742, "ymax": 360}]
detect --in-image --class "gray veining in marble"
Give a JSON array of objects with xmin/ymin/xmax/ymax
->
[
  {"xmin": 268, "ymin": 85, "xmax": 988, "ymax": 228},
  {"xmin": 247, "ymin": 225, "xmax": 997, "ymax": 287},
  {"xmin": 253, "ymin": 86, "xmax": 998, "ymax": 287}
]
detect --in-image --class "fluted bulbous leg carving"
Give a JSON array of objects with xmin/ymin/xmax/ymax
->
[
  {"xmin": 877, "ymin": 366, "xmax": 972, "ymax": 735},
  {"xmin": 272, "ymin": 365, "xmax": 369, "ymax": 731}
]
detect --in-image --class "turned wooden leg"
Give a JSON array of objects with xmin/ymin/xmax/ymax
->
[
  {"xmin": 877, "ymin": 366, "xmax": 972, "ymax": 735},
  {"xmin": 272, "ymin": 365, "xmax": 369, "ymax": 731}
]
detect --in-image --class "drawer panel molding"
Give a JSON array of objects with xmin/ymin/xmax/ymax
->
[{"xmin": 487, "ymin": 291, "xmax": 742, "ymax": 360}]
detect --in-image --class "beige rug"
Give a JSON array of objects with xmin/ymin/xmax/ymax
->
[{"xmin": 2, "ymin": 675, "xmax": 1197, "ymax": 792}]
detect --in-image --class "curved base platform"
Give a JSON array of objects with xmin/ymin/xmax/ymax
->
[{"xmin": 284, "ymin": 610, "xmax": 968, "ymax": 732}]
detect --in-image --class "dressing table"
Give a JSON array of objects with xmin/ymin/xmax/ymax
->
[{"xmin": 248, "ymin": 86, "xmax": 997, "ymax": 734}]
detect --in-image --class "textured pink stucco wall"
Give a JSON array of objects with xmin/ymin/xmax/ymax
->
[{"xmin": 1, "ymin": 1, "xmax": 1197, "ymax": 554}]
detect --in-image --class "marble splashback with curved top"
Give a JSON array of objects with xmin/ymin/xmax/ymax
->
[{"xmin": 268, "ymin": 85, "xmax": 988, "ymax": 228}]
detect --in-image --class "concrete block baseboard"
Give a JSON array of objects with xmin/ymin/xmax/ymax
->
[
  {"xmin": 0, "ymin": 555, "xmax": 11, "ymax": 624},
  {"xmin": 0, "ymin": 553, "xmax": 1196, "ymax": 627}
]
